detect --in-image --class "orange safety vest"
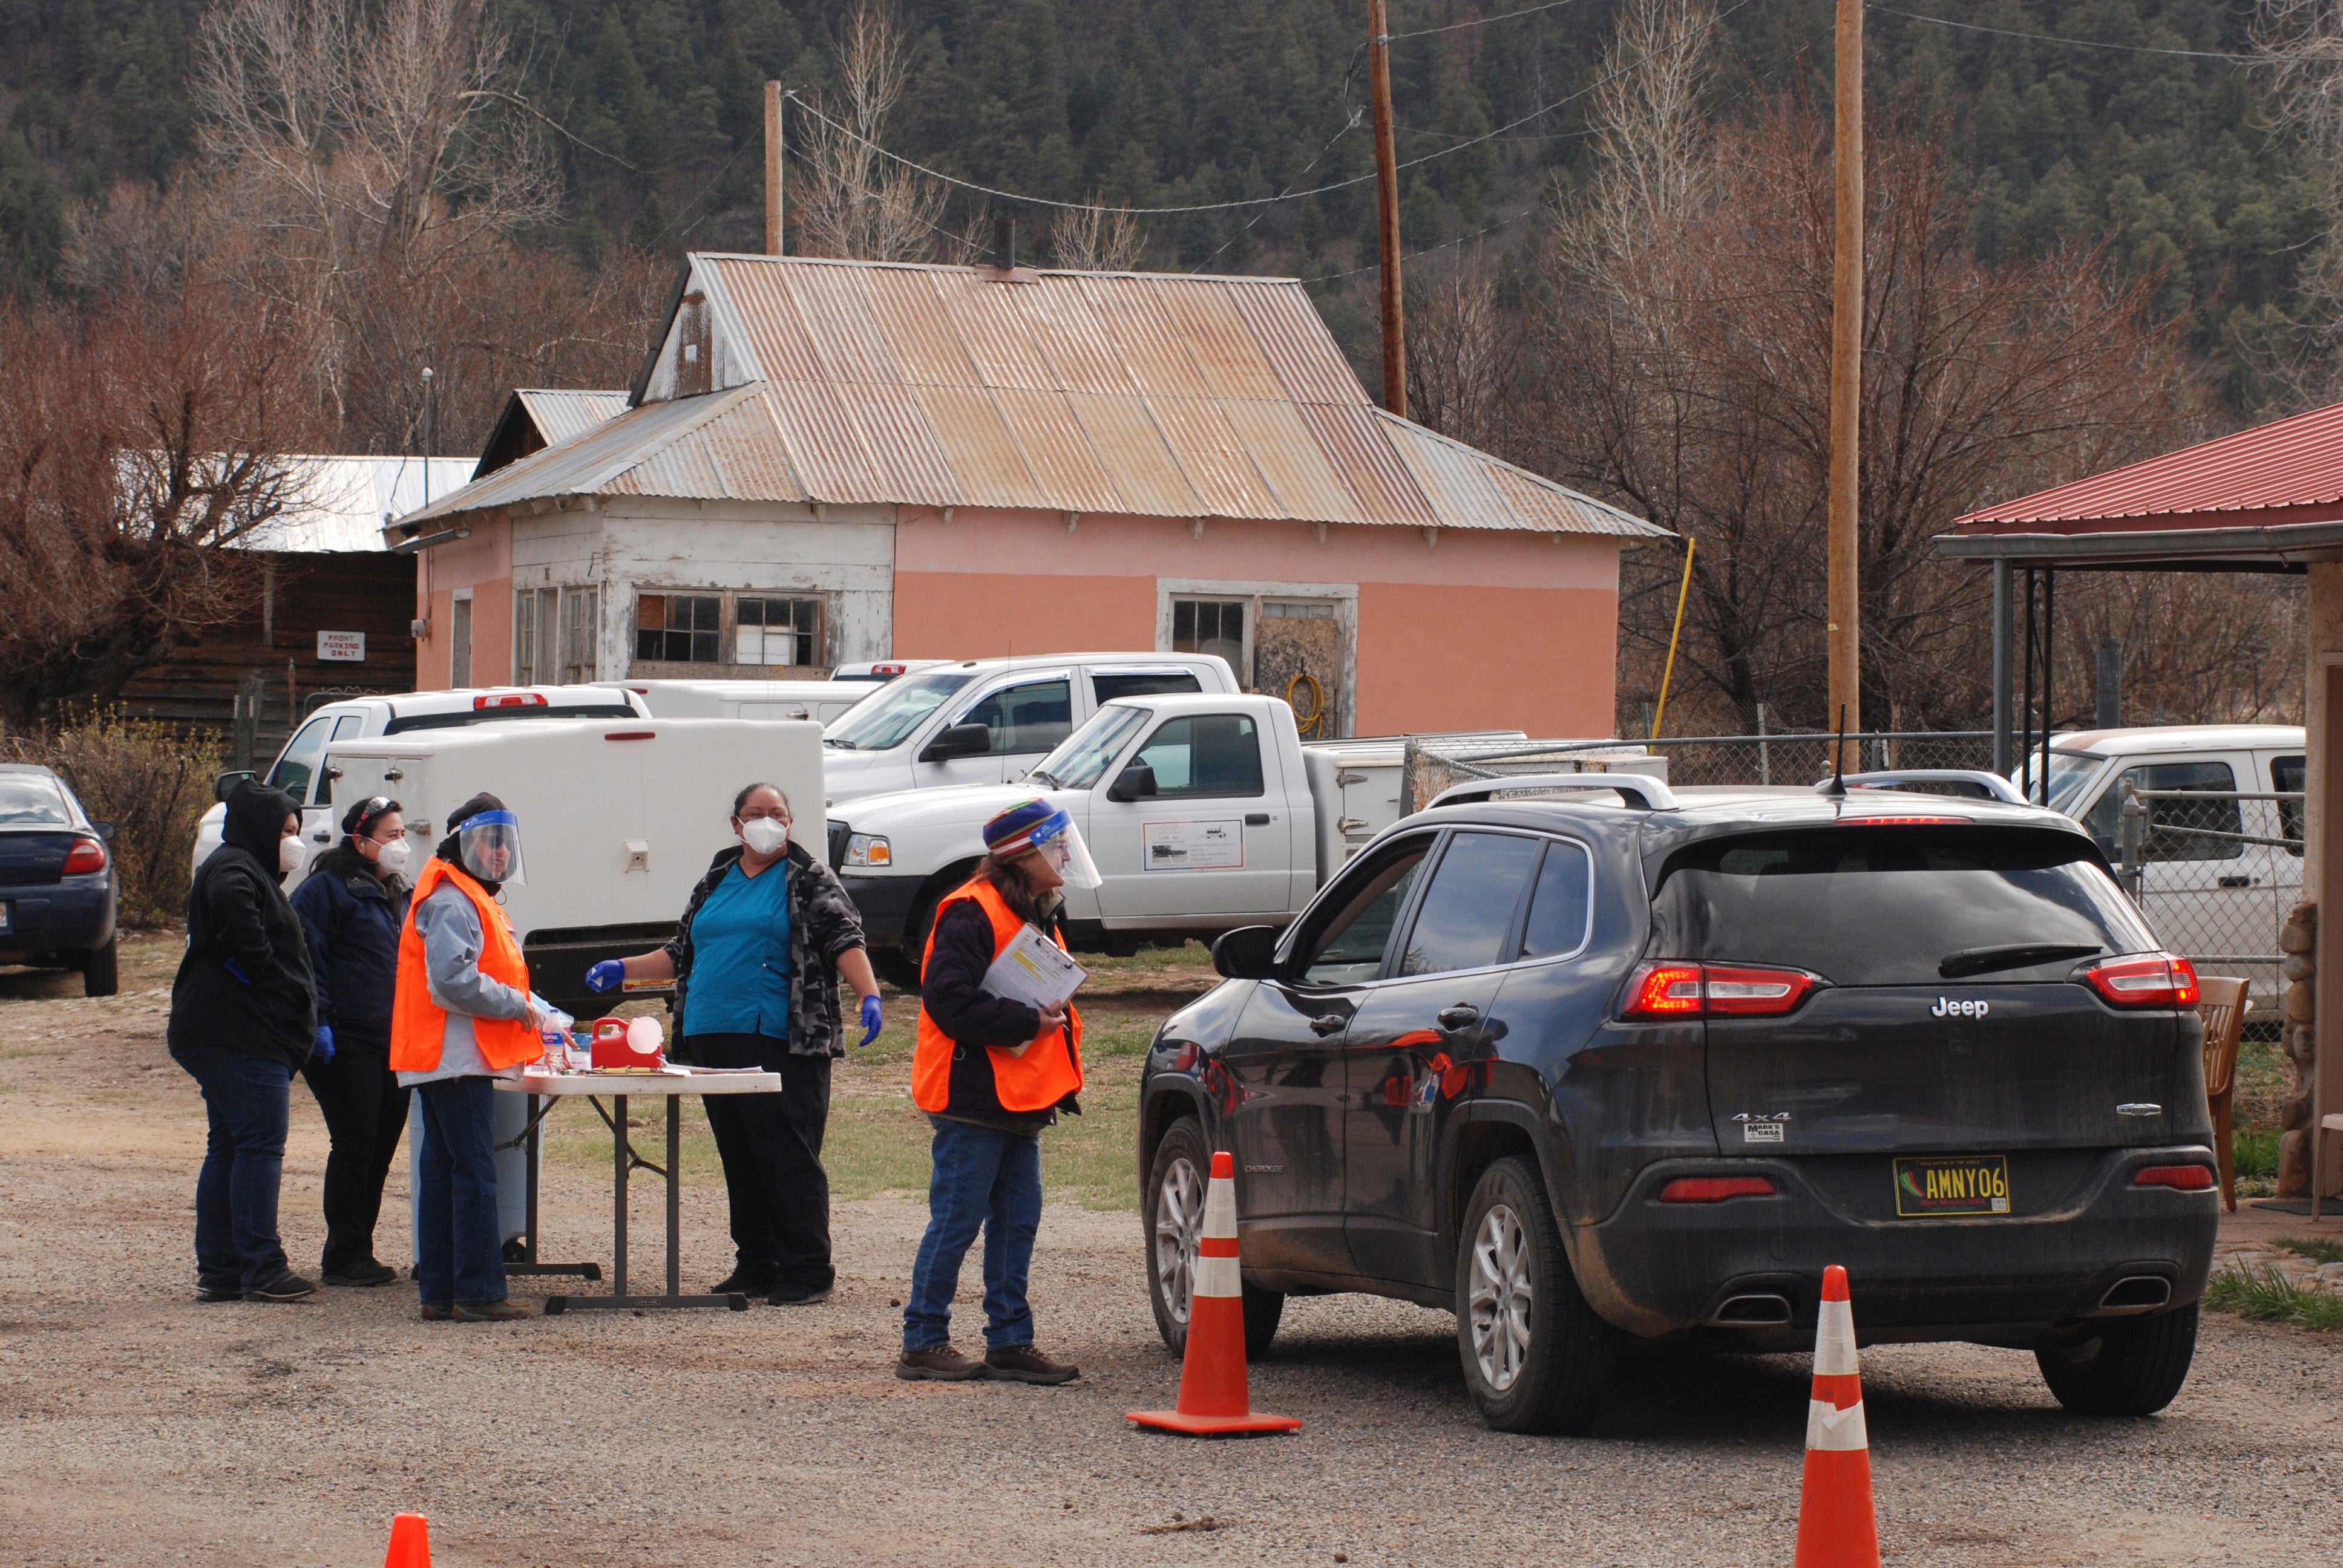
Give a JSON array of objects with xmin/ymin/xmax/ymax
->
[
  {"xmin": 913, "ymin": 877, "xmax": 1085, "ymax": 1115},
  {"xmin": 389, "ymin": 857, "xmax": 544, "ymax": 1074}
]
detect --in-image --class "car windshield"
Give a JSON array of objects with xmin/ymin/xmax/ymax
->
[
  {"xmin": 0, "ymin": 776, "xmax": 71, "ymax": 826},
  {"xmin": 2014, "ymin": 747, "xmax": 2105, "ymax": 813},
  {"xmin": 824, "ymin": 670, "xmax": 975, "ymax": 751},
  {"xmin": 1650, "ymin": 825, "xmax": 2155, "ymax": 987},
  {"xmin": 1029, "ymin": 705, "xmax": 1151, "ymax": 789}
]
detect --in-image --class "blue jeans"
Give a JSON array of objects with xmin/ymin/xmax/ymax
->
[
  {"xmin": 179, "ymin": 1047, "xmax": 294, "ymax": 1290},
  {"xmin": 415, "ymin": 1077, "xmax": 505, "ymax": 1307},
  {"xmin": 903, "ymin": 1119, "xmax": 1043, "ymax": 1352}
]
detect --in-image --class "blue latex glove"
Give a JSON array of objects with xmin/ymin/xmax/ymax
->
[
  {"xmin": 312, "ymin": 1025, "xmax": 335, "ymax": 1063},
  {"xmin": 223, "ymin": 958, "xmax": 250, "ymax": 984},
  {"xmin": 858, "ymin": 993, "xmax": 884, "ymax": 1047},
  {"xmin": 585, "ymin": 959, "xmax": 626, "ymax": 993}
]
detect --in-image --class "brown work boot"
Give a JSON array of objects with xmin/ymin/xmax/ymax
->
[
  {"xmin": 419, "ymin": 1302, "xmax": 454, "ymax": 1322},
  {"xmin": 453, "ymin": 1298, "xmax": 536, "ymax": 1322},
  {"xmin": 985, "ymin": 1344, "xmax": 1080, "ymax": 1385},
  {"xmin": 896, "ymin": 1344, "xmax": 989, "ymax": 1382}
]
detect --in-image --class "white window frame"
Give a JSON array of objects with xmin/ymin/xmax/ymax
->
[{"xmin": 450, "ymin": 590, "xmax": 474, "ymax": 688}]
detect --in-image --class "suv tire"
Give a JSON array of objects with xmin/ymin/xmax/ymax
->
[
  {"xmin": 1144, "ymin": 1117, "xmax": 1283, "ymax": 1361},
  {"xmin": 1455, "ymin": 1157, "xmax": 1618, "ymax": 1434},
  {"xmin": 81, "ymin": 937, "xmax": 118, "ymax": 999},
  {"xmin": 2035, "ymin": 1302, "xmax": 2198, "ymax": 1417}
]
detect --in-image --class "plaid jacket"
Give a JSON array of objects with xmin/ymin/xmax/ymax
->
[{"xmin": 663, "ymin": 840, "xmax": 867, "ymax": 1056}]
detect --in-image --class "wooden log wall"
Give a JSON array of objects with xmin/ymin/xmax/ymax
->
[{"xmin": 119, "ymin": 552, "xmax": 419, "ymax": 752}]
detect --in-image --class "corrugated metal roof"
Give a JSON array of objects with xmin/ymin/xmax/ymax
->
[
  {"xmin": 404, "ymin": 255, "xmax": 1668, "ymax": 541},
  {"xmin": 235, "ymin": 456, "xmax": 477, "ymax": 552},
  {"xmin": 516, "ymin": 390, "xmax": 629, "ymax": 447},
  {"xmin": 1956, "ymin": 402, "xmax": 2343, "ymax": 528}
]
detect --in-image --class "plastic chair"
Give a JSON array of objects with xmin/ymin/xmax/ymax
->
[{"xmin": 2197, "ymin": 976, "xmax": 2251, "ymax": 1214}]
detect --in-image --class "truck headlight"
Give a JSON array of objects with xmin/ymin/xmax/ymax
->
[{"xmin": 845, "ymin": 833, "xmax": 891, "ymax": 868}]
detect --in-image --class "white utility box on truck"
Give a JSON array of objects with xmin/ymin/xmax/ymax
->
[
  {"xmin": 827, "ymin": 692, "xmax": 1543, "ymax": 981},
  {"xmin": 625, "ymin": 679, "xmax": 873, "ymax": 725},
  {"xmin": 311, "ymin": 716, "xmax": 824, "ymax": 1016}
]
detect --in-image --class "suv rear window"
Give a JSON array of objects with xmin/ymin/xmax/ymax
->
[{"xmin": 1650, "ymin": 826, "xmax": 2155, "ymax": 986}]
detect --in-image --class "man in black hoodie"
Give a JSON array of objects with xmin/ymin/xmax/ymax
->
[{"xmin": 169, "ymin": 780, "xmax": 318, "ymax": 1303}]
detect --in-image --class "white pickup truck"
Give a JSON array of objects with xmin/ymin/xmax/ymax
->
[
  {"xmin": 2024, "ymin": 723, "xmax": 2305, "ymax": 1002},
  {"xmin": 830, "ymin": 693, "xmax": 1545, "ymax": 982},
  {"xmin": 815, "ymin": 652, "xmax": 1239, "ymax": 810}
]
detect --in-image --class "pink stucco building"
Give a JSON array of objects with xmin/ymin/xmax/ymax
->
[{"xmin": 390, "ymin": 254, "xmax": 1666, "ymax": 737}]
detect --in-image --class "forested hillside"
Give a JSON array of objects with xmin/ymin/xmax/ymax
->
[{"xmin": 0, "ymin": 1, "xmax": 2318, "ymax": 404}]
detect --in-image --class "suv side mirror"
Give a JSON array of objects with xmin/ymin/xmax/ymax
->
[
  {"xmin": 1106, "ymin": 763, "xmax": 1158, "ymax": 804},
  {"xmin": 1212, "ymin": 924, "xmax": 1280, "ymax": 981},
  {"xmin": 214, "ymin": 769, "xmax": 257, "ymax": 803},
  {"xmin": 920, "ymin": 722, "xmax": 992, "ymax": 763}
]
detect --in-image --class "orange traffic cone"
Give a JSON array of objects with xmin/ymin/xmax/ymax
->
[
  {"xmin": 383, "ymin": 1513, "xmax": 431, "ymax": 1568},
  {"xmin": 1127, "ymin": 1151, "xmax": 1300, "ymax": 1437},
  {"xmin": 1794, "ymin": 1265, "xmax": 1880, "ymax": 1568}
]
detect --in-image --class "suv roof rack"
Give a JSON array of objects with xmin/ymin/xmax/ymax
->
[
  {"xmin": 1426, "ymin": 773, "xmax": 1679, "ymax": 812},
  {"xmin": 1815, "ymin": 769, "xmax": 2027, "ymax": 805}
]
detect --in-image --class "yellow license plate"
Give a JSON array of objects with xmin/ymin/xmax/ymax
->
[{"xmin": 1893, "ymin": 1155, "xmax": 2011, "ymax": 1217}]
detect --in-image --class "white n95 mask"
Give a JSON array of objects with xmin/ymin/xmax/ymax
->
[
  {"xmin": 278, "ymin": 837, "xmax": 307, "ymax": 874},
  {"xmin": 741, "ymin": 817, "xmax": 790, "ymax": 855},
  {"xmin": 375, "ymin": 838, "xmax": 412, "ymax": 874}
]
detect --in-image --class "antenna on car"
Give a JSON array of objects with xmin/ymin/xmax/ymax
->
[{"xmin": 1817, "ymin": 704, "xmax": 1849, "ymax": 799}]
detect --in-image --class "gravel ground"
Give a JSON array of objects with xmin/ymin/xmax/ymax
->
[{"xmin": 3, "ymin": 958, "xmax": 2341, "ymax": 1566}]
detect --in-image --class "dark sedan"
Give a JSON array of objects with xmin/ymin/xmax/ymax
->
[
  {"xmin": 1138, "ymin": 777, "xmax": 2218, "ymax": 1434},
  {"xmin": 0, "ymin": 765, "xmax": 117, "ymax": 996}
]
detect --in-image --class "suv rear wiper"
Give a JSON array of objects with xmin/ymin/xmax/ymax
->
[{"xmin": 1938, "ymin": 942, "xmax": 2105, "ymax": 980}]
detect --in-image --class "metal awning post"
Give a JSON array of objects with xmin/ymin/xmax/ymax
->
[
  {"xmin": 1992, "ymin": 558, "xmax": 2012, "ymax": 776},
  {"xmin": 2042, "ymin": 568, "xmax": 2056, "ymax": 805},
  {"xmin": 2019, "ymin": 567, "xmax": 2036, "ymax": 796}
]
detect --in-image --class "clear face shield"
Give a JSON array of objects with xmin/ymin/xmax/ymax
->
[
  {"xmin": 1027, "ymin": 809, "xmax": 1102, "ymax": 890},
  {"xmin": 459, "ymin": 809, "xmax": 526, "ymax": 886}
]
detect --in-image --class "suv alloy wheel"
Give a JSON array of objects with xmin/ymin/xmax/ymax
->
[
  {"xmin": 1144, "ymin": 1117, "xmax": 1283, "ymax": 1360},
  {"xmin": 1454, "ymin": 1157, "xmax": 1619, "ymax": 1434}
]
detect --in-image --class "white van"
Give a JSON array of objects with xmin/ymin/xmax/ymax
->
[
  {"xmin": 195, "ymin": 685, "xmax": 649, "ymax": 885},
  {"xmin": 624, "ymin": 679, "xmax": 871, "ymax": 725},
  {"xmin": 315, "ymin": 717, "xmax": 824, "ymax": 1016},
  {"xmin": 816, "ymin": 652, "xmax": 1239, "ymax": 811},
  {"xmin": 2025, "ymin": 724, "xmax": 2304, "ymax": 1000}
]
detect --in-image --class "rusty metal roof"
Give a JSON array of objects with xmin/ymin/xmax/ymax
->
[
  {"xmin": 1956, "ymin": 401, "xmax": 2343, "ymax": 529},
  {"xmin": 519, "ymin": 389, "xmax": 629, "ymax": 447},
  {"xmin": 406, "ymin": 255, "xmax": 1665, "ymax": 541}
]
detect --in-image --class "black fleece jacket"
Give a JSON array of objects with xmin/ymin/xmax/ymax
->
[
  {"xmin": 919, "ymin": 893, "xmax": 1081, "ymax": 1131},
  {"xmin": 169, "ymin": 783, "xmax": 316, "ymax": 1069},
  {"xmin": 287, "ymin": 842, "xmax": 408, "ymax": 1050}
]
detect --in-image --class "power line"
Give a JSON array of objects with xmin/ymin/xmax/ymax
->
[
  {"xmin": 778, "ymin": 0, "xmax": 1751, "ymax": 220},
  {"xmin": 1381, "ymin": 0, "xmax": 1591, "ymax": 45},
  {"xmin": 1323, "ymin": 201, "xmax": 1541, "ymax": 281},
  {"xmin": 1869, "ymin": 5, "xmax": 2264, "ymax": 64}
]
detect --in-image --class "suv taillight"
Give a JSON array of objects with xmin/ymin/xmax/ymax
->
[
  {"xmin": 1659, "ymin": 1176, "xmax": 1777, "ymax": 1203},
  {"xmin": 2082, "ymin": 953, "xmax": 2200, "ymax": 1009},
  {"xmin": 2132, "ymin": 1165, "xmax": 2215, "ymax": 1191},
  {"xmin": 1621, "ymin": 961, "xmax": 1817, "ymax": 1019},
  {"xmin": 61, "ymin": 837, "xmax": 106, "ymax": 875}
]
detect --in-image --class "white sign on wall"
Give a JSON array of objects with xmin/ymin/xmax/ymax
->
[{"xmin": 317, "ymin": 631, "xmax": 367, "ymax": 662}]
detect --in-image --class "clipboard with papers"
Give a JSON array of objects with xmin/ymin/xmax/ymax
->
[{"xmin": 981, "ymin": 924, "xmax": 1088, "ymax": 1011}]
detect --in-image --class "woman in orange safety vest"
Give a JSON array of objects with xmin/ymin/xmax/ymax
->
[
  {"xmin": 897, "ymin": 799, "xmax": 1094, "ymax": 1385},
  {"xmin": 390, "ymin": 792, "xmax": 549, "ymax": 1322}
]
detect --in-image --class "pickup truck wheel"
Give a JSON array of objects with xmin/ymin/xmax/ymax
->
[
  {"xmin": 1455, "ymin": 1156, "xmax": 1619, "ymax": 1435},
  {"xmin": 2035, "ymin": 1302, "xmax": 2198, "ymax": 1417},
  {"xmin": 1144, "ymin": 1117, "xmax": 1282, "ymax": 1359},
  {"xmin": 80, "ymin": 938, "xmax": 118, "ymax": 999}
]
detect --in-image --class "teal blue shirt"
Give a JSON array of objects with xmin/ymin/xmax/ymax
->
[{"xmin": 681, "ymin": 861, "xmax": 792, "ymax": 1040}]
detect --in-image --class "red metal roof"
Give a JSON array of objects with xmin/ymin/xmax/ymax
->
[{"xmin": 1955, "ymin": 401, "xmax": 2343, "ymax": 529}]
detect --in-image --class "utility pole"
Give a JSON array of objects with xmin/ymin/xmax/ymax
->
[
  {"xmin": 1826, "ymin": 0, "xmax": 1863, "ymax": 775},
  {"xmin": 764, "ymin": 81, "xmax": 785, "ymax": 255},
  {"xmin": 421, "ymin": 366, "xmax": 434, "ymax": 506},
  {"xmin": 1368, "ymin": 0, "xmax": 1406, "ymax": 417}
]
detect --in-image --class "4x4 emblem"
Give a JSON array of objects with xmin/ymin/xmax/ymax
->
[{"xmin": 1732, "ymin": 1111, "xmax": 1789, "ymax": 1145}]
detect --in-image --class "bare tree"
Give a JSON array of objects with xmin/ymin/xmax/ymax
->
[
  {"xmin": 1533, "ymin": 95, "xmax": 2212, "ymax": 736},
  {"xmin": 1550, "ymin": 0, "xmax": 1717, "ymax": 299},
  {"xmin": 793, "ymin": 3, "xmax": 949, "ymax": 263},
  {"xmin": 0, "ymin": 284, "xmax": 326, "ymax": 727},
  {"xmin": 1405, "ymin": 253, "xmax": 1521, "ymax": 452},
  {"xmin": 2249, "ymin": 1, "xmax": 2343, "ymax": 407},
  {"xmin": 1051, "ymin": 197, "xmax": 1148, "ymax": 271}
]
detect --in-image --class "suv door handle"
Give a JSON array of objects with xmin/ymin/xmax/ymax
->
[
  {"xmin": 1309, "ymin": 1014, "xmax": 1346, "ymax": 1037},
  {"xmin": 1245, "ymin": 812, "xmax": 1271, "ymax": 826},
  {"xmin": 2218, "ymin": 875, "xmax": 2253, "ymax": 888},
  {"xmin": 1437, "ymin": 1004, "xmax": 1481, "ymax": 1029}
]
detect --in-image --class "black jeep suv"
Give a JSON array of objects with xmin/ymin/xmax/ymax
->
[{"xmin": 1136, "ymin": 776, "xmax": 2220, "ymax": 1434}]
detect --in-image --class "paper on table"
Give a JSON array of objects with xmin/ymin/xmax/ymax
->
[{"xmin": 981, "ymin": 924, "xmax": 1087, "ymax": 1010}]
